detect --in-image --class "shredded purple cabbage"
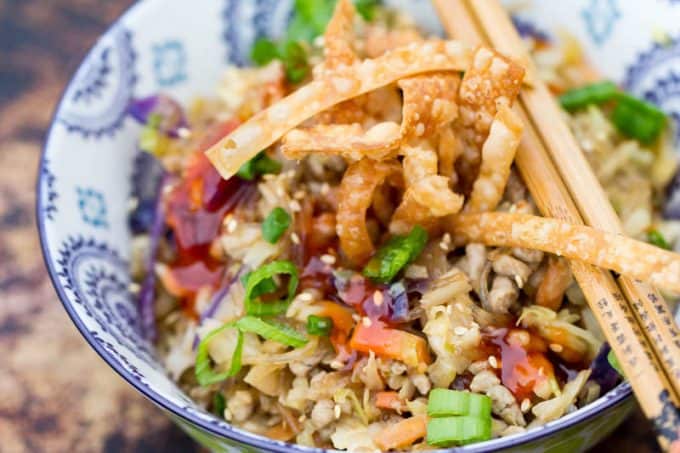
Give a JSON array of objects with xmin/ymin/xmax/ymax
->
[
  {"xmin": 388, "ymin": 282, "xmax": 409, "ymax": 322},
  {"xmin": 138, "ymin": 172, "xmax": 169, "ymax": 341},
  {"xmin": 129, "ymin": 152, "xmax": 166, "ymax": 234},
  {"xmin": 588, "ymin": 342, "xmax": 620, "ymax": 394},
  {"xmin": 664, "ymin": 170, "xmax": 680, "ymax": 220},
  {"xmin": 128, "ymin": 95, "xmax": 187, "ymax": 136}
]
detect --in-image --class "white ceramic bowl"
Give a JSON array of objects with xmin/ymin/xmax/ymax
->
[{"xmin": 38, "ymin": 0, "xmax": 680, "ymax": 451}]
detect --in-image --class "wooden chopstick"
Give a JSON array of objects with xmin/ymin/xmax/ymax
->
[
  {"xmin": 464, "ymin": 0, "xmax": 680, "ymax": 390},
  {"xmin": 432, "ymin": 0, "xmax": 680, "ymax": 449}
]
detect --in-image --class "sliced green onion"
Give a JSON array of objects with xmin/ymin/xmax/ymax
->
[
  {"xmin": 281, "ymin": 41, "xmax": 309, "ymax": 83},
  {"xmin": 363, "ymin": 225, "xmax": 428, "ymax": 283},
  {"xmin": 426, "ymin": 416, "xmax": 492, "ymax": 447},
  {"xmin": 195, "ymin": 322, "xmax": 242, "ymax": 386},
  {"xmin": 236, "ymin": 315, "xmax": 308, "ymax": 347},
  {"xmin": 244, "ymin": 260, "xmax": 299, "ymax": 316},
  {"xmin": 262, "ymin": 207, "xmax": 291, "ymax": 243},
  {"xmin": 241, "ymin": 272, "xmax": 278, "ymax": 298},
  {"xmin": 354, "ymin": 0, "xmax": 380, "ymax": 21},
  {"xmin": 236, "ymin": 151, "xmax": 282, "ymax": 181},
  {"xmin": 559, "ymin": 81, "xmax": 619, "ymax": 112},
  {"xmin": 251, "ymin": 38, "xmax": 280, "ymax": 66},
  {"xmin": 427, "ymin": 389, "xmax": 492, "ymax": 418},
  {"xmin": 307, "ymin": 315, "xmax": 333, "ymax": 336},
  {"xmin": 648, "ymin": 229, "xmax": 671, "ymax": 250},
  {"xmin": 294, "ymin": 0, "xmax": 335, "ymax": 35},
  {"xmin": 611, "ymin": 94, "xmax": 666, "ymax": 144},
  {"xmin": 212, "ymin": 392, "xmax": 226, "ymax": 417},
  {"xmin": 608, "ymin": 349, "xmax": 625, "ymax": 378}
]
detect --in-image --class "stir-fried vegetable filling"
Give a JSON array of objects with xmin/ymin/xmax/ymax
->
[{"xmin": 126, "ymin": 0, "xmax": 680, "ymax": 450}]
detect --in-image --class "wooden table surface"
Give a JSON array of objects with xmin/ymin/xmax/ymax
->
[{"xmin": 0, "ymin": 0, "xmax": 660, "ymax": 451}]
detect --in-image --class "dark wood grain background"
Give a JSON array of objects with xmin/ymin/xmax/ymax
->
[{"xmin": 0, "ymin": 0, "xmax": 659, "ymax": 451}]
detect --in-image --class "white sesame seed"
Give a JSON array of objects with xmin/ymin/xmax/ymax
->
[
  {"xmin": 128, "ymin": 282, "xmax": 141, "ymax": 293},
  {"xmin": 298, "ymin": 414, "xmax": 307, "ymax": 423},
  {"xmin": 538, "ymin": 367, "xmax": 544, "ymax": 376},
  {"xmin": 334, "ymin": 404, "xmax": 342, "ymax": 419},
  {"xmin": 352, "ymin": 314, "xmax": 361, "ymax": 323},
  {"xmin": 362, "ymin": 317, "xmax": 372, "ymax": 327},
  {"xmin": 549, "ymin": 343, "xmax": 564, "ymax": 353},
  {"xmin": 291, "ymin": 233, "xmax": 301, "ymax": 244},
  {"xmin": 514, "ymin": 275, "xmax": 524, "ymax": 287},
  {"xmin": 488, "ymin": 356, "xmax": 499, "ymax": 369},
  {"xmin": 454, "ymin": 326, "xmax": 468, "ymax": 336},
  {"xmin": 320, "ymin": 183, "xmax": 330, "ymax": 195},
  {"xmin": 227, "ymin": 218, "xmax": 238, "ymax": 233},
  {"xmin": 223, "ymin": 408, "xmax": 233, "ymax": 421},
  {"xmin": 177, "ymin": 127, "xmax": 192, "ymax": 139},
  {"xmin": 439, "ymin": 241, "xmax": 449, "ymax": 251},
  {"xmin": 373, "ymin": 290, "xmax": 384, "ymax": 306},
  {"xmin": 330, "ymin": 360, "xmax": 343, "ymax": 369},
  {"xmin": 293, "ymin": 190, "xmax": 306, "ymax": 200},
  {"xmin": 442, "ymin": 233, "xmax": 451, "ymax": 244},
  {"xmin": 521, "ymin": 398, "xmax": 531, "ymax": 413},
  {"xmin": 289, "ymin": 200, "xmax": 301, "ymax": 212},
  {"xmin": 275, "ymin": 186, "xmax": 285, "ymax": 198},
  {"xmin": 320, "ymin": 254, "xmax": 336, "ymax": 265},
  {"xmin": 298, "ymin": 292, "xmax": 314, "ymax": 302}
]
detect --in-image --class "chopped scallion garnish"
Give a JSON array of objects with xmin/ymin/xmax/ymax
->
[
  {"xmin": 612, "ymin": 94, "xmax": 666, "ymax": 144},
  {"xmin": 607, "ymin": 349, "xmax": 625, "ymax": 378},
  {"xmin": 426, "ymin": 416, "xmax": 492, "ymax": 447},
  {"xmin": 648, "ymin": 229, "xmax": 671, "ymax": 250},
  {"xmin": 212, "ymin": 392, "xmax": 226, "ymax": 417},
  {"xmin": 195, "ymin": 322, "xmax": 242, "ymax": 386},
  {"xmin": 236, "ymin": 151, "xmax": 282, "ymax": 181},
  {"xmin": 427, "ymin": 389, "xmax": 492, "ymax": 418},
  {"xmin": 236, "ymin": 315, "xmax": 308, "ymax": 347},
  {"xmin": 307, "ymin": 315, "xmax": 333, "ymax": 336},
  {"xmin": 250, "ymin": 38, "xmax": 280, "ymax": 66},
  {"xmin": 363, "ymin": 225, "xmax": 428, "ymax": 283},
  {"xmin": 262, "ymin": 207, "xmax": 291, "ymax": 243},
  {"xmin": 244, "ymin": 260, "xmax": 299, "ymax": 316},
  {"xmin": 559, "ymin": 81, "xmax": 619, "ymax": 112}
]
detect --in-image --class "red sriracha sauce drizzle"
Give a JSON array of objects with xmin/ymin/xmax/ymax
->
[
  {"xmin": 482, "ymin": 327, "xmax": 555, "ymax": 401},
  {"xmin": 163, "ymin": 120, "xmax": 249, "ymax": 315}
]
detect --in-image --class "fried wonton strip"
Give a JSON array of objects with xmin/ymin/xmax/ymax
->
[
  {"xmin": 447, "ymin": 212, "xmax": 680, "ymax": 293},
  {"xmin": 281, "ymin": 122, "xmax": 401, "ymax": 161},
  {"xmin": 323, "ymin": 0, "xmax": 357, "ymax": 69},
  {"xmin": 206, "ymin": 40, "xmax": 472, "ymax": 179},
  {"xmin": 337, "ymin": 159, "xmax": 402, "ymax": 264},
  {"xmin": 399, "ymin": 73, "xmax": 461, "ymax": 139},
  {"xmin": 458, "ymin": 47, "xmax": 525, "ymax": 147},
  {"xmin": 465, "ymin": 105, "xmax": 524, "ymax": 213},
  {"xmin": 437, "ymin": 125, "xmax": 463, "ymax": 179}
]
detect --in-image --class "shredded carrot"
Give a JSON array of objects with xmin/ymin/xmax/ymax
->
[
  {"xmin": 375, "ymin": 391, "xmax": 406, "ymax": 412},
  {"xmin": 265, "ymin": 423, "xmax": 296, "ymax": 441},
  {"xmin": 373, "ymin": 415, "xmax": 428, "ymax": 450},
  {"xmin": 317, "ymin": 300, "xmax": 355, "ymax": 352},
  {"xmin": 349, "ymin": 320, "xmax": 431, "ymax": 367}
]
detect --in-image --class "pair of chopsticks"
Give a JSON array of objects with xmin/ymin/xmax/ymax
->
[{"xmin": 432, "ymin": 0, "xmax": 680, "ymax": 449}]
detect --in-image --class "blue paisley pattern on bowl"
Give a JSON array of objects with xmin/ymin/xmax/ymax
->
[
  {"xmin": 57, "ymin": 25, "xmax": 137, "ymax": 138},
  {"xmin": 38, "ymin": 0, "xmax": 680, "ymax": 451}
]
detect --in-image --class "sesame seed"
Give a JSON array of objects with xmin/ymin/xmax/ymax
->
[
  {"xmin": 362, "ymin": 317, "xmax": 372, "ymax": 327},
  {"xmin": 330, "ymin": 360, "xmax": 343, "ymax": 369},
  {"xmin": 289, "ymin": 200, "xmax": 301, "ymax": 212},
  {"xmin": 538, "ymin": 367, "xmax": 544, "ymax": 376},
  {"xmin": 488, "ymin": 356, "xmax": 499, "ymax": 369},
  {"xmin": 549, "ymin": 343, "xmax": 564, "ymax": 353},
  {"xmin": 521, "ymin": 398, "xmax": 531, "ymax": 413},
  {"xmin": 275, "ymin": 186, "xmax": 285, "ymax": 198},
  {"xmin": 334, "ymin": 404, "xmax": 342, "ymax": 419},
  {"xmin": 439, "ymin": 241, "xmax": 449, "ymax": 251},
  {"xmin": 298, "ymin": 292, "xmax": 314, "ymax": 302},
  {"xmin": 298, "ymin": 414, "xmax": 307, "ymax": 423},
  {"xmin": 291, "ymin": 233, "xmax": 301, "ymax": 244},
  {"xmin": 227, "ymin": 218, "xmax": 238, "ymax": 233},
  {"xmin": 128, "ymin": 282, "xmax": 141, "ymax": 293},
  {"xmin": 514, "ymin": 275, "xmax": 524, "ymax": 287},
  {"xmin": 177, "ymin": 127, "xmax": 192, "ymax": 139},
  {"xmin": 320, "ymin": 254, "xmax": 336, "ymax": 265},
  {"xmin": 373, "ymin": 290, "xmax": 384, "ymax": 306},
  {"xmin": 352, "ymin": 314, "xmax": 361, "ymax": 323},
  {"xmin": 454, "ymin": 326, "xmax": 468, "ymax": 336},
  {"xmin": 223, "ymin": 408, "xmax": 233, "ymax": 421},
  {"xmin": 320, "ymin": 183, "xmax": 330, "ymax": 195}
]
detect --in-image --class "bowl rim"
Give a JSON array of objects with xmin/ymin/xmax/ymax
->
[{"xmin": 36, "ymin": 0, "xmax": 634, "ymax": 451}]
